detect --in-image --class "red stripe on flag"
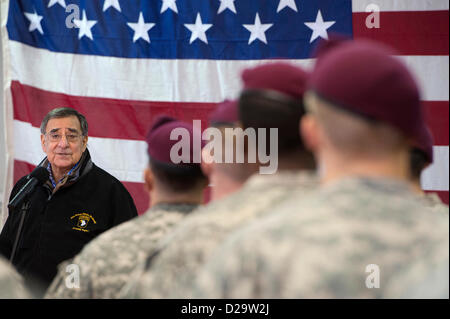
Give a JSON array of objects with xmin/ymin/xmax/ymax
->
[
  {"xmin": 352, "ymin": 11, "xmax": 449, "ymax": 55},
  {"xmin": 11, "ymin": 81, "xmax": 217, "ymax": 140},
  {"xmin": 423, "ymin": 101, "xmax": 449, "ymax": 146},
  {"xmin": 121, "ymin": 181, "xmax": 149, "ymax": 216},
  {"xmin": 13, "ymin": 159, "xmax": 36, "ymax": 185},
  {"xmin": 12, "ymin": 81, "xmax": 450, "ymax": 146}
]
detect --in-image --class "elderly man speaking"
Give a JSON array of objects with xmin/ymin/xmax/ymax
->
[{"xmin": 0, "ymin": 107, "xmax": 137, "ymax": 296}]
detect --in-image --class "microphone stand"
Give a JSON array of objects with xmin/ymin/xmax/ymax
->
[{"xmin": 9, "ymin": 201, "xmax": 31, "ymax": 265}]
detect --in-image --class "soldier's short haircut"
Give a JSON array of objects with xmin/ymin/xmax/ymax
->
[
  {"xmin": 409, "ymin": 148, "xmax": 428, "ymax": 181},
  {"xmin": 239, "ymin": 89, "xmax": 307, "ymax": 156},
  {"xmin": 309, "ymin": 93, "xmax": 407, "ymax": 155},
  {"xmin": 40, "ymin": 107, "xmax": 88, "ymax": 136},
  {"xmin": 207, "ymin": 124, "xmax": 254, "ymax": 183},
  {"xmin": 149, "ymin": 158, "xmax": 207, "ymax": 193}
]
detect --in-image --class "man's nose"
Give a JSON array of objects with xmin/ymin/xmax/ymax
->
[{"xmin": 57, "ymin": 135, "xmax": 70, "ymax": 147}]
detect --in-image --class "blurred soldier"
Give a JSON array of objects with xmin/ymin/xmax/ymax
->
[
  {"xmin": 0, "ymin": 256, "xmax": 30, "ymax": 298},
  {"xmin": 44, "ymin": 116, "xmax": 207, "ymax": 298},
  {"xmin": 192, "ymin": 39, "xmax": 449, "ymax": 298},
  {"xmin": 122, "ymin": 62, "xmax": 318, "ymax": 298},
  {"xmin": 201, "ymin": 99, "xmax": 254, "ymax": 201}
]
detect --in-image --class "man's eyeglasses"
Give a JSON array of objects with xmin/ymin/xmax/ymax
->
[{"xmin": 46, "ymin": 132, "xmax": 82, "ymax": 143}]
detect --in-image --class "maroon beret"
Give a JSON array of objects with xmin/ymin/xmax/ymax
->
[
  {"xmin": 146, "ymin": 115, "xmax": 203, "ymax": 165},
  {"xmin": 311, "ymin": 33, "xmax": 350, "ymax": 60},
  {"xmin": 208, "ymin": 99, "xmax": 239, "ymax": 126},
  {"xmin": 308, "ymin": 39, "xmax": 433, "ymax": 162},
  {"xmin": 241, "ymin": 62, "xmax": 310, "ymax": 99}
]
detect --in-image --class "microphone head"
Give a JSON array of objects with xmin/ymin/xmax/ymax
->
[{"xmin": 30, "ymin": 167, "xmax": 50, "ymax": 184}]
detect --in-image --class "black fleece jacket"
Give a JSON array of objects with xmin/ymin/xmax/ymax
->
[{"xmin": 0, "ymin": 150, "xmax": 138, "ymax": 292}]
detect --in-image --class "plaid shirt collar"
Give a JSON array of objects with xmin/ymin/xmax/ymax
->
[{"xmin": 46, "ymin": 157, "xmax": 81, "ymax": 189}]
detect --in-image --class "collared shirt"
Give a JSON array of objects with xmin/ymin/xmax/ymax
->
[
  {"xmin": 43, "ymin": 152, "xmax": 90, "ymax": 195},
  {"xmin": 46, "ymin": 160, "xmax": 80, "ymax": 189}
]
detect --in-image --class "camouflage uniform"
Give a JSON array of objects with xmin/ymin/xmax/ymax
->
[
  {"xmin": 192, "ymin": 177, "xmax": 449, "ymax": 298},
  {"xmin": 121, "ymin": 170, "xmax": 318, "ymax": 298},
  {"xmin": 418, "ymin": 192, "xmax": 449, "ymax": 213},
  {"xmin": 0, "ymin": 256, "xmax": 30, "ymax": 298},
  {"xmin": 44, "ymin": 203, "xmax": 198, "ymax": 298}
]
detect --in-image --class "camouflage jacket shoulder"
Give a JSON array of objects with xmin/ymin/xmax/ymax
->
[
  {"xmin": 192, "ymin": 177, "xmax": 449, "ymax": 298},
  {"xmin": 44, "ymin": 203, "xmax": 198, "ymax": 299},
  {"xmin": 0, "ymin": 256, "xmax": 31, "ymax": 298},
  {"xmin": 129, "ymin": 170, "xmax": 318, "ymax": 298},
  {"xmin": 418, "ymin": 192, "xmax": 449, "ymax": 214}
]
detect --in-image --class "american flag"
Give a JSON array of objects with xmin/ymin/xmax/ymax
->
[{"xmin": 1, "ymin": 0, "xmax": 448, "ymax": 218}]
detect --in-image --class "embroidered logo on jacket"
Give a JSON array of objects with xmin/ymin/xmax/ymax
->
[{"xmin": 70, "ymin": 213, "xmax": 96, "ymax": 232}]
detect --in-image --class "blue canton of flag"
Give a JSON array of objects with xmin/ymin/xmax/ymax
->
[{"xmin": 7, "ymin": 0, "xmax": 353, "ymax": 59}]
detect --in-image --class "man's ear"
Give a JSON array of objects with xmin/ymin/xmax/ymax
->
[
  {"xmin": 40, "ymin": 134, "xmax": 46, "ymax": 152},
  {"xmin": 300, "ymin": 114, "xmax": 321, "ymax": 154},
  {"xmin": 143, "ymin": 167, "xmax": 154, "ymax": 193},
  {"xmin": 82, "ymin": 136, "xmax": 88, "ymax": 152},
  {"xmin": 200, "ymin": 147, "xmax": 213, "ymax": 178}
]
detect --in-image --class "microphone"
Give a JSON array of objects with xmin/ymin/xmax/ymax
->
[{"xmin": 8, "ymin": 167, "xmax": 49, "ymax": 210}]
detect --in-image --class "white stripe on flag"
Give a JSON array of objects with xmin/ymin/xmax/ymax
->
[
  {"xmin": 8, "ymin": 41, "xmax": 312, "ymax": 102},
  {"xmin": 352, "ymin": 0, "xmax": 449, "ymax": 12},
  {"xmin": 421, "ymin": 145, "xmax": 450, "ymax": 191},
  {"xmin": 10, "ymin": 41, "xmax": 449, "ymax": 102},
  {"xmin": 398, "ymin": 55, "xmax": 449, "ymax": 101}
]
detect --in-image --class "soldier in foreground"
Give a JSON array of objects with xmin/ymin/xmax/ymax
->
[
  {"xmin": 192, "ymin": 39, "xmax": 449, "ymax": 298},
  {"xmin": 121, "ymin": 62, "xmax": 318, "ymax": 298},
  {"xmin": 0, "ymin": 256, "xmax": 30, "ymax": 299},
  {"xmin": 45, "ymin": 116, "xmax": 207, "ymax": 298},
  {"xmin": 201, "ymin": 100, "xmax": 254, "ymax": 201}
]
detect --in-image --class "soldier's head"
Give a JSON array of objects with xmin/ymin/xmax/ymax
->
[
  {"xmin": 238, "ymin": 62, "xmax": 316, "ymax": 172},
  {"xmin": 201, "ymin": 100, "xmax": 253, "ymax": 201},
  {"xmin": 302, "ymin": 39, "xmax": 431, "ymax": 182},
  {"xmin": 145, "ymin": 116, "xmax": 208, "ymax": 205}
]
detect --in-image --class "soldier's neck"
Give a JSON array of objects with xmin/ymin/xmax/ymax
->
[
  {"xmin": 319, "ymin": 151, "xmax": 410, "ymax": 185},
  {"xmin": 150, "ymin": 188, "xmax": 204, "ymax": 207},
  {"xmin": 209, "ymin": 171, "xmax": 245, "ymax": 201},
  {"xmin": 410, "ymin": 179, "xmax": 425, "ymax": 195}
]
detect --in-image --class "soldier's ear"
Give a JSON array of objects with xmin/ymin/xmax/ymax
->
[
  {"xmin": 300, "ymin": 114, "xmax": 321, "ymax": 154},
  {"xmin": 200, "ymin": 147, "xmax": 213, "ymax": 178},
  {"xmin": 143, "ymin": 167, "xmax": 154, "ymax": 193}
]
